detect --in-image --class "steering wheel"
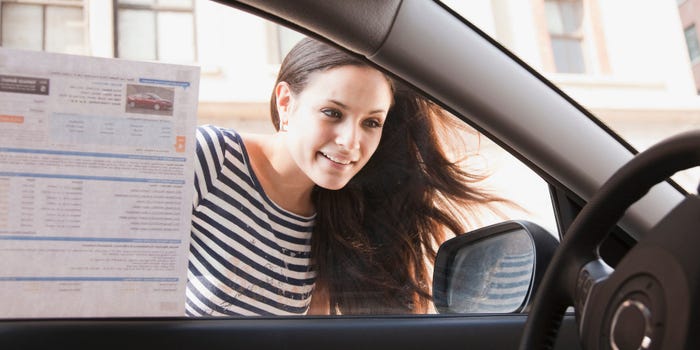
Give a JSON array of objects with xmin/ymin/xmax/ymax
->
[{"xmin": 519, "ymin": 130, "xmax": 700, "ymax": 350}]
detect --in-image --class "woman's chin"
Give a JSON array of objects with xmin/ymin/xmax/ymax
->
[{"xmin": 314, "ymin": 179, "xmax": 351, "ymax": 191}]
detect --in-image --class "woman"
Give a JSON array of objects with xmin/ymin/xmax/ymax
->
[{"xmin": 186, "ymin": 38, "xmax": 504, "ymax": 316}]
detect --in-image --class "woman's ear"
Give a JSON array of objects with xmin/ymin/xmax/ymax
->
[{"xmin": 275, "ymin": 82, "xmax": 293, "ymax": 131}]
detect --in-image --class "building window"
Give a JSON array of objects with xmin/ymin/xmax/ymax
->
[
  {"xmin": 544, "ymin": 0, "xmax": 586, "ymax": 74},
  {"xmin": 0, "ymin": 0, "xmax": 86, "ymax": 55},
  {"xmin": 684, "ymin": 25, "xmax": 700, "ymax": 63},
  {"xmin": 116, "ymin": 0, "xmax": 196, "ymax": 63}
]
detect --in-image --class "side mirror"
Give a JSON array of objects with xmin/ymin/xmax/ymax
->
[{"xmin": 433, "ymin": 220, "xmax": 558, "ymax": 314}]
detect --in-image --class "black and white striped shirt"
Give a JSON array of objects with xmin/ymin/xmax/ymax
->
[{"xmin": 186, "ymin": 125, "xmax": 316, "ymax": 316}]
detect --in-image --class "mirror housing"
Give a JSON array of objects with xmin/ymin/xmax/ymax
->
[{"xmin": 433, "ymin": 220, "xmax": 558, "ymax": 314}]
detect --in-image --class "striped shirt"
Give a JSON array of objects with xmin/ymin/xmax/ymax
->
[{"xmin": 186, "ymin": 125, "xmax": 316, "ymax": 316}]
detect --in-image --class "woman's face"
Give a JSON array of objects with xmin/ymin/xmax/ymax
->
[{"xmin": 277, "ymin": 65, "xmax": 393, "ymax": 190}]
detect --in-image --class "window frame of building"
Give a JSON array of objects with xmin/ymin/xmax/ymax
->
[
  {"xmin": 544, "ymin": 0, "xmax": 586, "ymax": 73},
  {"xmin": 0, "ymin": 0, "xmax": 87, "ymax": 55},
  {"xmin": 684, "ymin": 24, "xmax": 700, "ymax": 63},
  {"xmin": 113, "ymin": 0, "xmax": 198, "ymax": 64},
  {"xmin": 533, "ymin": 0, "xmax": 610, "ymax": 75}
]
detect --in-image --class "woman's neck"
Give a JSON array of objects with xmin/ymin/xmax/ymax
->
[{"xmin": 242, "ymin": 132, "xmax": 316, "ymax": 217}]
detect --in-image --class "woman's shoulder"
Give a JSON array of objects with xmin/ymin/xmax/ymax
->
[
  {"xmin": 197, "ymin": 124, "xmax": 243, "ymax": 147},
  {"xmin": 196, "ymin": 124, "xmax": 280, "ymax": 167},
  {"xmin": 200, "ymin": 124, "xmax": 258, "ymax": 160}
]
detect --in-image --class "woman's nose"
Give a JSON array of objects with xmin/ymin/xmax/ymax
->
[{"xmin": 335, "ymin": 120, "xmax": 360, "ymax": 150}]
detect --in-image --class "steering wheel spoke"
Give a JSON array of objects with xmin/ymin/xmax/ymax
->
[
  {"xmin": 520, "ymin": 130, "xmax": 700, "ymax": 350},
  {"xmin": 575, "ymin": 259, "xmax": 613, "ymax": 336}
]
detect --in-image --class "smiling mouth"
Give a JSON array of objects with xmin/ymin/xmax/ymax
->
[{"xmin": 320, "ymin": 151, "xmax": 353, "ymax": 165}]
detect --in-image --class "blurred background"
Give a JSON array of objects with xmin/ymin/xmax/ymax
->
[{"xmin": 2, "ymin": 0, "xmax": 700, "ymax": 231}]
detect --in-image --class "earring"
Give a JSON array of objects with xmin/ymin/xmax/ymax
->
[{"xmin": 280, "ymin": 120, "xmax": 288, "ymax": 132}]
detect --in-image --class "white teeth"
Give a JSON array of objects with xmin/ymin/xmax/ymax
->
[{"xmin": 321, "ymin": 152, "xmax": 351, "ymax": 165}]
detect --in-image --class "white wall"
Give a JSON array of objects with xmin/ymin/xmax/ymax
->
[
  {"xmin": 599, "ymin": 0, "xmax": 694, "ymax": 94},
  {"xmin": 195, "ymin": 0, "xmax": 276, "ymax": 103},
  {"xmin": 494, "ymin": 0, "xmax": 544, "ymax": 70},
  {"xmin": 558, "ymin": 0, "xmax": 699, "ymax": 109}
]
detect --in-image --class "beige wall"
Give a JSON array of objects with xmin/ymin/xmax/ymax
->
[
  {"xmin": 197, "ymin": 101, "xmax": 272, "ymax": 133},
  {"xmin": 84, "ymin": 0, "xmax": 700, "ymax": 142}
]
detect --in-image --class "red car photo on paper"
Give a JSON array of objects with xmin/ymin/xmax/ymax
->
[{"xmin": 126, "ymin": 92, "xmax": 173, "ymax": 111}]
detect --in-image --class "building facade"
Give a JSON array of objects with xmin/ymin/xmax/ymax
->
[
  {"xmin": 678, "ymin": 0, "xmax": 700, "ymax": 92},
  {"xmin": 1, "ymin": 0, "xmax": 699, "ymax": 146}
]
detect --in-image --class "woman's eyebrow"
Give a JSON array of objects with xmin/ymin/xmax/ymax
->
[
  {"xmin": 328, "ymin": 99, "xmax": 387, "ymax": 115},
  {"xmin": 328, "ymin": 99, "xmax": 348, "ymax": 109}
]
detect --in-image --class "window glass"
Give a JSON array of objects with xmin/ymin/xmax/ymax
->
[
  {"xmin": 0, "ymin": 2, "xmax": 86, "ymax": 54},
  {"xmin": 159, "ymin": 0, "xmax": 194, "ymax": 7},
  {"xmin": 0, "ymin": 1, "xmax": 558, "ymax": 319},
  {"xmin": 157, "ymin": 12, "xmax": 196, "ymax": 63},
  {"xmin": 0, "ymin": 3, "xmax": 43, "ymax": 51},
  {"xmin": 545, "ymin": 0, "xmax": 585, "ymax": 73},
  {"xmin": 185, "ymin": 4, "xmax": 557, "ymax": 318},
  {"xmin": 684, "ymin": 25, "xmax": 700, "ymax": 62},
  {"xmin": 551, "ymin": 37, "xmax": 586, "ymax": 73},
  {"xmin": 546, "ymin": 0, "xmax": 583, "ymax": 34},
  {"xmin": 45, "ymin": 6, "xmax": 85, "ymax": 55},
  {"xmin": 544, "ymin": 1, "xmax": 564, "ymax": 33},
  {"xmin": 116, "ymin": 0, "xmax": 195, "ymax": 63},
  {"xmin": 118, "ymin": 9, "xmax": 157, "ymax": 61}
]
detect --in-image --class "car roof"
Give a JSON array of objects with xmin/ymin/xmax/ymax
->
[{"xmin": 224, "ymin": 0, "xmax": 684, "ymax": 238}]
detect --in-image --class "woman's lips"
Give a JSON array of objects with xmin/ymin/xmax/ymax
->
[{"xmin": 319, "ymin": 151, "xmax": 353, "ymax": 165}]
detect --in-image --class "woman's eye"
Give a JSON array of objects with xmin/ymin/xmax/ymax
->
[
  {"xmin": 363, "ymin": 119, "xmax": 383, "ymax": 128},
  {"xmin": 321, "ymin": 109, "xmax": 342, "ymax": 119}
]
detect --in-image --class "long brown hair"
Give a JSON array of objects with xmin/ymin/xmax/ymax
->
[{"xmin": 272, "ymin": 38, "xmax": 507, "ymax": 314}]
